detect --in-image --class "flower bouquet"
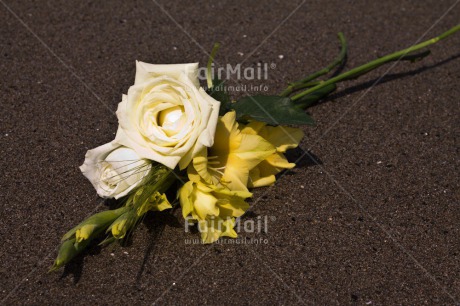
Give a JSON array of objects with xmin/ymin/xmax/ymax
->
[{"xmin": 51, "ymin": 25, "xmax": 459, "ymax": 271}]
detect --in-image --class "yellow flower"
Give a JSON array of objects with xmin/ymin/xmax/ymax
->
[
  {"xmin": 240, "ymin": 121, "xmax": 304, "ymax": 188},
  {"xmin": 179, "ymin": 181, "xmax": 252, "ymax": 243},
  {"xmin": 187, "ymin": 111, "xmax": 275, "ymax": 192}
]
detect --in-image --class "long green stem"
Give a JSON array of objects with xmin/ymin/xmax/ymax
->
[
  {"xmin": 207, "ymin": 43, "xmax": 220, "ymax": 89},
  {"xmin": 288, "ymin": 80, "xmax": 322, "ymax": 91},
  {"xmin": 280, "ymin": 32, "xmax": 347, "ymax": 96},
  {"xmin": 292, "ymin": 24, "xmax": 460, "ymax": 101}
]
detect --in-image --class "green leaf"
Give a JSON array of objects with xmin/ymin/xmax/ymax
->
[
  {"xmin": 206, "ymin": 78, "xmax": 232, "ymax": 116},
  {"xmin": 230, "ymin": 95, "xmax": 315, "ymax": 126},
  {"xmin": 294, "ymin": 83, "xmax": 337, "ymax": 109}
]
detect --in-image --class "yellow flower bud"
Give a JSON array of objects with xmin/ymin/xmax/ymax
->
[
  {"xmin": 111, "ymin": 216, "xmax": 129, "ymax": 239},
  {"xmin": 75, "ymin": 224, "xmax": 97, "ymax": 243}
]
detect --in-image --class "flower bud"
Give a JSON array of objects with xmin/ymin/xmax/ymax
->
[
  {"xmin": 75, "ymin": 224, "xmax": 97, "ymax": 243},
  {"xmin": 110, "ymin": 211, "xmax": 136, "ymax": 239},
  {"xmin": 61, "ymin": 206, "xmax": 130, "ymax": 242},
  {"xmin": 80, "ymin": 143, "xmax": 152, "ymax": 199},
  {"xmin": 49, "ymin": 238, "xmax": 90, "ymax": 272}
]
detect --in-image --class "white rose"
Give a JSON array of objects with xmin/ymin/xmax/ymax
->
[
  {"xmin": 80, "ymin": 142, "xmax": 152, "ymax": 199},
  {"xmin": 115, "ymin": 61, "xmax": 220, "ymax": 170}
]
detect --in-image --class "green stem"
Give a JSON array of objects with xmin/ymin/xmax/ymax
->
[
  {"xmin": 292, "ymin": 24, "xmax": 460, "ymax": 101},
  {"xmin": 291, "ymin": 80, "xmax": 322, "ymax": 90},
  {"xmin": 280, "ymin": 32, "xmax": 347, "ymax": 96},
  {"xmin": 207, "ymin": 43, "xmax": 220, "ymax": 89}
]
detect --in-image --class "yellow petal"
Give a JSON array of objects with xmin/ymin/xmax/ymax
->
[
  {"xmin": 186, "ymin": 164, "xmax": 202, "ymax": 183},
  {"xmin": 188, "ymin": 148, "xmax": 213, "ymax": 184},
  {"xmin": 265, "ymin": 152, "xmax": 295, "ymax": 169},
  {"xmin": 150, "ymin": 193, "xmax": 172, "ymax": 212},
  {"xmin": 195, "ymin": 181, "xmax": 216, "ymax": 193},
  {"xmin": 218, "ymin": 196, "xmax": 249, "ymax": 218},
  {"xmin": 193, "ymin": 187, "xmax": 219, "ymax": 220},
  {"xmin": 248, "ymin": 166, "xmax": 276, "ymax": 188},
  {"xmin": 234, "ymin": 133, "xmax": 275, "ymax": 169},
  {"xmin": 261, "ymin": 126, "xmax": 304, "ymax": 153},
  {"xmin": 211, "ymin": 111, "xmax": 237, "ymax": 156},
  {"xmin": 198, "ymin": 218, "xmax": 220, "ymax": 244},
  {"xmin": 240, "ymin": 121, "xmax": 266, "ymax": 135},
  {"xmin": 221, "ymin": 218, "xmax": 238, "ymax": 238},
  {"xmin": 219, "ymin": 111, "xmax": 238, "ymax": 133},
  {"xmin": 221, "ymin": 156, "xmax": 250, "ymax": 192},
  {"xmin": 198, "ymin": 216, "xmax": 238, "ymax": 243},
  {"xmin": 214, "ymin": 187, "xmax": 253, "ymax": 199},
  {"xmin": 136, "ymin": 192, "xmax": 172, "ymax": 215},
  {"xmin": 191, "ymin": 155, "xmax": 211, "ymax": 182},
  {"xmin": 179, "ymin": 181, "xmax": 194, "ymax": 218}
]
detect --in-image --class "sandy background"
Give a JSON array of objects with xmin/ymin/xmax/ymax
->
[{"xmin": 1, "ymin": 0, "xmax": 459, "ymax": 304}]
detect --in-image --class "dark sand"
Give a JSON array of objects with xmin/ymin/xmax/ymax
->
[{"xmin": 1, "ymin": 0, "xmax": 459, "ymax": 304}]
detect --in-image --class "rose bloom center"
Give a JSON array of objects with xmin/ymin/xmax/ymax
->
[{"xmin": 158, "ymin": 106, "xmax": 187, "ymax": 137}]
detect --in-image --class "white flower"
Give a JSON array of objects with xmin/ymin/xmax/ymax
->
[
  {"xmin": 115, "ymin": 61, "xmax": 220, "ymax": 170},
  {"xmin": 80, "ymin": 142, "xmax": 151, "ymax": 199}
]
